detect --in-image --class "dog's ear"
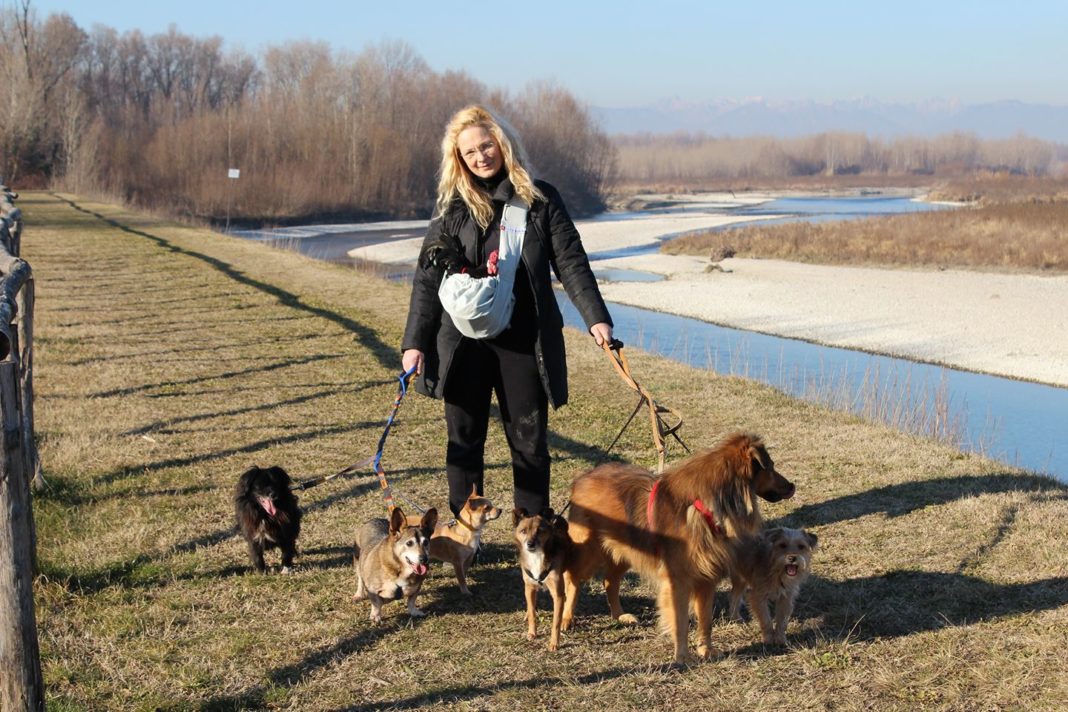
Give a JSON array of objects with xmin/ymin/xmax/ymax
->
[
  {"xmin": 267, "ymin": 466, "xmax": 291, "ymax": 487},
  {"xmin": 804, "ymin": 530, "xmax": 818, "ymax": 550},
  {"xmin": 747, "ymin": 443, "xmax": 770, "ymax": 473},
  {"xmin": 389, "ymin": 507, "xmax": 406, "ymax": 535},
  {"xmin": 237, "ymin": 467, "xmax": 259, "ymax": 494},
  {"xmin": 420, "ymin": 507, "xmax": 438, "ymax": 537},
  {"xmin": 469, "ymin": 484, "xmax": 478, "ymax": 499},
  {"xmin": 540, "ymin": 507, "xmax": 556, "ymax": 520},
  {"xmin": 512, "ymin": 507, "xmax": 529, "ymax": 527},
  {"xmin": 552, "ymin": 515, "xmax": 569, "ymax": 536},
  {"xmin": 763, "ymin": 527, "xmax": 785, "ymax": 545}
]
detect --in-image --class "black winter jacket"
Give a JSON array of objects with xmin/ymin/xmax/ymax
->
[{"xmin": 401, "ymin": 177, "xmax": 612, "ymax": 409}]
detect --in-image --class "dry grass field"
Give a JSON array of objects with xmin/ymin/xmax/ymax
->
[
  {"xmin": 20, "ymin": 192, "xmax": 1068, "ymax": 710},
  {"xmin": 662, "ymin": 177, "xmax": 1068, "ymax": 273}
]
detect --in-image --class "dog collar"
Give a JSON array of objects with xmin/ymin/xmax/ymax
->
[
  {"xmin": 647, "ymin": 480, "xmax": 660, "ymax": 529},
  {"xmin": 453, "ymin": 515, "xmax": 476, "ymax": 532},
  {"xmin": 692, "ymin": 497, "xmax": 721, "ymax": 535},
  {"xmin": 524, "ymin": 566, "xmax": 552, "ymax": 584},
  {"xmin": 651, "ymin": 481, "xmax": 721, "ymax": 534}
]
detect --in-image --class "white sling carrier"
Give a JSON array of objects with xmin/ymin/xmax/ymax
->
[{"xmin": 438, "ymin": 196, "xmax": 529, "ymax": 339}]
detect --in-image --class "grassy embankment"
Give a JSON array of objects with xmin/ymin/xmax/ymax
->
[
  {"xmin": 22, "ymin": 192, "xmax": 1068, "ymax": 710},
  {"xmin": 661, "ymin": 177, "xmax": 1068, "ymax": 273}
]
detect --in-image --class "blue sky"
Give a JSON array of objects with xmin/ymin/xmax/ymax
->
[{"xmin": 23, "ymin": 0, "xmax": 1068, "ymax": 107}]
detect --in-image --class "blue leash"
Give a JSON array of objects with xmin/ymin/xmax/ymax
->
[{"xmin": 294, "ymin": 366, "xmax": 418, "ymax": 514}]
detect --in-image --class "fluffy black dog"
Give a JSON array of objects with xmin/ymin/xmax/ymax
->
[
  {"xmin": 234, "ymin": 465, "xmax": 302, "ymax": 573},
  {"xmin": 419, "ymin": 233, "xmax": 497, "ymax": 278}
]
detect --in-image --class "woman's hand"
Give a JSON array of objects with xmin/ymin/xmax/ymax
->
[
  {"xmin": 402, "ymin": 349, "xmax": 425, "ymax": 375},
  {"xmin": 589, "ymin": 322, "xmax": 613, "ymax": 347}
]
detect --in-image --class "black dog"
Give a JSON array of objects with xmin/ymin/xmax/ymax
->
[
  {"xmin": 419, "ymin": 233, "xmax": 497, "ymax": 278},
  {"xmin": 234, "ymin": 465, "xmax": 302, "ymax": 573}
]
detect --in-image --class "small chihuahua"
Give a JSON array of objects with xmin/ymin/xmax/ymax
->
[{"xmin": 415, "ymin": 485, "xmax": 502, "ymax": 596}]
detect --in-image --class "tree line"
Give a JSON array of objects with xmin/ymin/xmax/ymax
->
[
  {"xmin": 0, "ymin": 4, "xmax": 615, "ymax": 221},
  {"xmin": 2, "ymin": 3, "xmax": 1062, "ymax": 223},
  {"xmin": 614, "ymin": 131, "xmax": 1062, "ymax": 186}
]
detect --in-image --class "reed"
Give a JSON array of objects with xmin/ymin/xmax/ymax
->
[
  {"xmin": 693, "ymin": 337, "xmax": 970, "ymax": 448},
  {"xmin": 663, "ymin": 199, "xmax": 1068, "ymax": 273}
]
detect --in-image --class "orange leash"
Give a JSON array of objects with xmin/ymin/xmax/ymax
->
[{"xmin": 600, "ymin": 339, "xmax": 688, "ymax": 473}]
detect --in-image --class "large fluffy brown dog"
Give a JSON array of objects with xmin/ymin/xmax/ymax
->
[{"xmin": 563, "ymin": 432, "xmax": 795, "ymax": 664}]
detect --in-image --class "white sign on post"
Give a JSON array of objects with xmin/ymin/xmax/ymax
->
[{"xmin": 228, "ymin": 168, "xmax": 240, "ymax": 179}]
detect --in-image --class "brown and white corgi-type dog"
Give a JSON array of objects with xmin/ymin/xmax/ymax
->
[{"xmin": 353, "ymin": 507, "xmax": 438, "ymax": 623}]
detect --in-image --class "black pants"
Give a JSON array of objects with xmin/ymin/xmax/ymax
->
[{"xmin": 443, "ymin": 336, "xmax": 550, "ymax": 517}]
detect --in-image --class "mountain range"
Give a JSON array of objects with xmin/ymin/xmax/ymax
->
[{"xmin": 591, "ymin": 98, "xmax": 1068, "ymax": 143}]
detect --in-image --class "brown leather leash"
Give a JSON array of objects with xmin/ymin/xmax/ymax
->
[
  {"xmin": 559, "ymin": 339, "xmax": 690, "ymax": 519},
  {"xmin": 599, "ymin": 338, "xmax": 689, "ymax": 474}
]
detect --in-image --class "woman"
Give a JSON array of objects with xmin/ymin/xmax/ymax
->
[{"xmin": 401, "ymin": 105, "xmax": 612, "ymax": 517}]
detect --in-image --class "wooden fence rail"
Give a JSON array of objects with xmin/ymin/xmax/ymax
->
[{"xmin": 0, "ymin": 182, "xmax": 43, "ymax": 711}]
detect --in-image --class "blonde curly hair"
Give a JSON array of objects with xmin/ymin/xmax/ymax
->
[{"xmin": 435, "ymin": 105, "xmax": 544, "ymax": 228}]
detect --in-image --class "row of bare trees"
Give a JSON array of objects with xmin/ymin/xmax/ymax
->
[
  {"xmin": 615, "ymin": 131, "xmax": 1061, "ymax": 185},
  {"xmin": 2, "ymin": 2, "xmax": 1061, "ymax": 221},
  {"xmin": 0, "ymin": 3, "xmax": 615, "ymax": 220}
]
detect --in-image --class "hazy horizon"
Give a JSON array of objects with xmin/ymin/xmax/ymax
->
[{"xmin": 22, "ymin": 0, "xmax": 1068, "ymax": 109}]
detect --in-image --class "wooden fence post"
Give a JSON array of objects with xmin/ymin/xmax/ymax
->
[
  {"xmin": 0, "ymin": 184, "xmax": 43, "ymax": 710},
  {"xmin": 0, "ymin": 357, "xmax": 44, "ymax": 711}
]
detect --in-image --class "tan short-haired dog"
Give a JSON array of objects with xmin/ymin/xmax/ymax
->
[
  {"xmin": 728, "ymin": 527, "xmax": 818, "ymax": 646},
  {"xmin": 513, "ymin": 507, "xmax": 572, "ymax": 651},
  {"xmin": 412, "ymin": 486, "xmax": 502, "ymax": 596}
]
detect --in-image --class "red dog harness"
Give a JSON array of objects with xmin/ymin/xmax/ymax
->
[{"xmin": 647, "ymin": 480, "xmax": 722, "ymax": 540}]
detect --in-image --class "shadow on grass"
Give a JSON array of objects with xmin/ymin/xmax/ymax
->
[
  {"xmin": 119, "ymin": 380, "xmax": 389, "ymax": 436},
  {"xmin": 802, "ymin": 570, "xmax": 1068, "ymax": 641},
  {"xmin": 783, "ymin": 471, "xmax": 1066, "ymax": 529},
  {"xmin": 328, "ymin": 665, "xmax": 655, "ymax": 712},
  {"xmin": 89, "ymin": 353, "xmax": 346, "ymax": 398},
  {"xmin": 92, "ymin": 420, "xmax": 382, "ymax": 486},
  {"xmin": 55, "ymin": 195, "xmax": 399, "ymax": 373},
  {"xmin": 300, "ymin": 544, "xmax": 355, "ymax": 571},
  {"xmin": 193, "ymin": 626, "xmax": 403, "ymax": 712},
  {"xmin": 196, "ymin": 660, "xmax": 651, "ymax": 712},
  {"xmin": 64, "ymin": 331, "xmax": 323, "ymax": 367}
]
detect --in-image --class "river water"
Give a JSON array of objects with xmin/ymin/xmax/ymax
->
[{"xmin": 234, "ymin": 195, "xmax": 1067, "ymax": 483}]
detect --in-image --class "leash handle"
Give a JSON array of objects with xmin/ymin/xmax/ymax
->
[{"xmin": 599, "ymin": 337, "xmax": 688, "ymax": 473}]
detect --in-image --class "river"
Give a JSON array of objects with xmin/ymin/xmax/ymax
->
[{"xmin": 232, "ymin": 195, "xmax": 1067, "ymax": 483}]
